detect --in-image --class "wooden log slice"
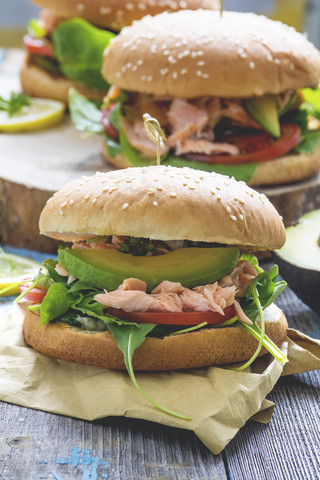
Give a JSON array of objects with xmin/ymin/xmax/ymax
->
[{"xmin": 259, "ymin": 172, "xmax": 320, "ymax": 227}]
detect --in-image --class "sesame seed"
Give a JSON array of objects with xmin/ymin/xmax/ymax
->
[
  {"xmin": 153, "ymin": 201, "xmax": 158, "ymax": 206},
  {"xmin": 100, "ymin": 6, "xmax": 112, "ymax": 14},
  {"xmin": 157, "ymin": 186, "xmax": 163, "ymax": 190},
  {"xmin": 69, "ymin": 200, "xmax": 74, "ymax": 205},
  {"xmin": 274, "ymin": 58, "xmax": 281, "ymax": 64},
  {"xmin": 239, "ymin": 214, "xmax": 244, "ymax": 221},
  {"xmin": 188, "ymin": 186, "xmax": 195, "ymax": 190},
  {"xmin": 76, "ymin": 3, "xmax": 84, "ymax": 11},
  {"xmin": 60, "ymin": 201, "xmax": 67, "ymax": 208},
  {"xmin": 92, "ymin": 199, "xmax": 97, "ymax": 204},
  {"xmin": 170, "ymin": 192, "xmax": 177, "ymax": 197},
  {"xmin": 211, "ymin": 190, "xmax": 215, "ymax": 195},
  {"xmin": 217, "ymin": 195, "xmax": 222, "ymax": 200},
  {"xmin": 216, "ymin": 186, "xmax": 221, "ymax": 190},
  {"xmin": 239, "ymin": 199, "xmax": 245, "ymax": 205},
  {"xmin": 231, "ymin": 215, "xmax": 237, "ymax": 221},
  {"xmin": 122, "ymin": 203, "xmax": 129, "ymax": 210},
  {"xmin": 59, "ymin": 210, "xmax": 64, "ymax": 216},
  {"xmin": 249, "ymin": 61, "xmax": 255, "ymax": 69},
  {"xmin": 84, "ymin": 194, "xmax": 90, "ymax": 200},
  {"xmin": 226, "ymin": 206, "xmax": 231, "ymax": 213}
]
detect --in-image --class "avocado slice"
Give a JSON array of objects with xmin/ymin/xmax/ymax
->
[
  {"xmin": 274, "ymin": 209, "xmax": 320, "ymax": 313},
  {"xmin": 278, "ymin": 91, "xmax": 297, "ymax": 116},
  {"xmin": 245, "ymin": 95, "xmax": 281, "ymax": 138},
  {"xmin": 58, "ymin": 247, "xmax": 239, "ymax": 292}
]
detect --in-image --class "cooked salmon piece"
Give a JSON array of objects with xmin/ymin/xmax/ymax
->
[
  {"xmin": 95, "ymin": 290, "xmax": 184, "ymax": 312},
  {"xmin": 176, "ymin": 138, "xmax": 240, "ymax": 156},
  {"xmin": 167, "ymin": 98, "xmax": 208, "ymax": 146}
]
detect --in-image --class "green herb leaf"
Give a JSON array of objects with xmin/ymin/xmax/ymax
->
[
  {"xmin": 162, "ymin": 155, "xmax": 257, "ymax": 184},
  {"xmin": 104, "ymin": 136, "xmax": 123, "ymax": 158},
  {"xmin": 53, "ymin": 18, "xmax": 114, "ymax": 90},
  {"xmin": 39, "ymin": 283, "xmax": 74, "ymax": 325},
  {"xmin": 0, "ymin": 92, "xmax": 31, "ymax": 117},
  {"xmin": 108, "ymin": 322, "xmax": 191, "ymax": 420},
  {"xmin": 69, "ymin": 88, "xmax": 104, "ymax": 133},
  {"xmin": 241, "ymin": 322, "xmax": 287, "ymax": 363}
]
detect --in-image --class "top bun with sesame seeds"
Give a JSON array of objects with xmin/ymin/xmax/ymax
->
[
  {"xmin": 39, "ymin": 166, "xmax": 286, "ymax": 250},
  {"xmin": 31, "ymin": 0, "xmax": 220, "ymax": 31},
  {"xmin": 103, "ymin": 10, "xmax": 320, "ymax": 97}
]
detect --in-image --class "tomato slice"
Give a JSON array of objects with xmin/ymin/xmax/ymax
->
[
  {"xmin": 186, "ymin": 123, "xmax": 301, "ymax": 165},
  {"xmin": 23, "ymin": 34, "xmax": 54, "ymax": 58},
  {"xmin": 106, "ymin": 304, "xmax": 236, "ymax": 325},
  {"xmin": 19, "ymin": 281, "xmax": 47, "ymax": 303},
  {"xmin": 102, "ymin": 105, "xmax": 119, "ymax": 140}
]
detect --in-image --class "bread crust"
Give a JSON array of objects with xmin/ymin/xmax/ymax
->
[
  {"xmin": 103, "ymin": 10, "xmax": 320, "ymax": 98},
  {"xmin": 23, "ymin": 304, "xmax": 288, "ymax": 371},
  {"xmin": 39, "ymin": 166, "xmax": 286, "ymax": 250},
  {"xmin": 20, "ymin": 56, "xmax": 105, "ymax": 104},
  {"xmin": 32, "ymin": 0, "xmax": 220, "ymax": 30},
  {"xmin": 249, "ymin": 142, "xmax": 320, "ymax": 186}
]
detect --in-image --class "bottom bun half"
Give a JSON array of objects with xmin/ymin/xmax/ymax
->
[
  {"xmin": 20, "ymin": 57, "xmax": 105, "ymax": 104},
  {"xmin": 23, "ymin": 304, "xmax": 288, "ymax": 371},
  {"xmin": 102, "ymin": 142, "xmax": 320, "ymax": 187}
]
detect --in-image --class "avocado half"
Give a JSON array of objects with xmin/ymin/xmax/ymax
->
[{"xmin": 274, "ymin": 209, "xmax": 320, "ymax": 313}]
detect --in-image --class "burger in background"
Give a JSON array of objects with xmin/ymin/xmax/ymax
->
[
  {"xmin": 18, "ymin": 166, "xmax": 288, "ymax": 416},
  {"xmin": 20, "ymin": 0, "xmax": 220, "ymax": 103},
  {"xmin": 70, "ymin": 10, "xmax": 320, "ymax": 186}
]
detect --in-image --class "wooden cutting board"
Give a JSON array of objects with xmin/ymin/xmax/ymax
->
[{"xmin": 1, "ymin": 49, "xmax": 320, "ymax": 251}]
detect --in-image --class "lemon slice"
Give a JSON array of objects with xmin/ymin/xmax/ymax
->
[
  {"xmin": 0, "ymin": 98, "xmax": 65, "ymax": 132},
  {"xmin": 0, "ymin": 250, "xmax": 41, "ymax": 295}
]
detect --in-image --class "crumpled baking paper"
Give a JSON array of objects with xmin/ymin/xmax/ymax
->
[{"xmin": 0, "ymin": 303, "xmax": 319, "ymax": 454}]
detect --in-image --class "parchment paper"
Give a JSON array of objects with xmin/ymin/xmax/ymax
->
[{"xmin": 0, "ymin": 303, "xmax": 319, "ymax": 454}]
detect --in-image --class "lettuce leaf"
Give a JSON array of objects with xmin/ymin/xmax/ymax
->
[
  {"xmin": 162, "ymin": 155, "xmax": 257, "ymax": 183},
  {"xmin": 53, "ymin": 19, "xmax": 114, "ymax": 90},
  {"xmin": 69, "ymin": 88, "xmax": 104, "ymax": 134}
]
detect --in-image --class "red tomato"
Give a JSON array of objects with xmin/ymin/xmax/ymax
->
[
  {"xmin": 106, "ymin": 304, "xmax": 236, "ymax": 325},
  {"xmin": 102, "ymin": 105, "xmax": 119, "ymax": 140},
  {"xmin": 186, "ymin": 123, "xmax": 301, "ymax": 165},
  {"xmin": 23, "ymin": 34, "xmax": 54, "ymax": 57},
  {"xmin": 19, "ymin": 282, "xmax": 47, "ymax": 303}
]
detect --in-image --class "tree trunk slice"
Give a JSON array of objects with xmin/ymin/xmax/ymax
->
[
  {"xmin": 0, "ymin": 117, "xmax": 114, "ymax": 252},
  {"xmin": 259, "ymin": 172, "xmax": 320, "ymax": 227}
]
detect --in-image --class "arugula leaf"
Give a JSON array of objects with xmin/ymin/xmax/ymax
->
[
  {"xmin": 242, "ymin": 265, "xmax": 286, "ymax": 321},
  {"xmin": 42, "ymin": 258, "xmax": 68, "ymax": 285},
  {"xmin": 108, "ymin": 322, "xmax": 190, "ymax": 420},
  {"xmin": 39, "ymin": 283, "xmax": 74, "ymax": 325},
  {"xmin": 162, "ymin": 155, "xmax": 257, "ymax": 184},
  {"xmin": 0, "ymin": 92, "xmax": 31, "ymax": 117},
  {"xmin": 53, "ymin": 19, "xmax": 114, "ymax": 90},
  {"xmin": 295, "ymin": 129, "xmax": 320, "ymax": 154},
  {"xmin": 241, "ymin": 322, "xmax": 287, "ymax": 363},
  {"xmin": 69, "ymin": 88, "xmax": 104, "ymax": 133},
  {"xmin": 104, "ymin": 136, "xmax": 123, "ymax": 158}
]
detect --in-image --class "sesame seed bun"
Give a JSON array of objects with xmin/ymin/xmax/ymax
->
[
  {"xmin": 20, "ymin": 56, "xmax": 105, "ymax": 104},
  {"xmin": 31, "ymin": 0, "xmax": 220, "ymax": 30},
  {"xmin": 101, "ymin": 140, "xmax": 320, "ymax": 187},
  {"xmin": 102, "ymin": 10, "xmax": 320, "ymax": 98},
  {"xmin": 23, "ymin": 303, "xmax": 287, "ymax": 370},
  {"xmin": 39, "ymin": 165, "xmax": 286, "ymax": 250},
  {"xmin": 249, "ymin": 140, "xmax": 320, "ymax": 186}
]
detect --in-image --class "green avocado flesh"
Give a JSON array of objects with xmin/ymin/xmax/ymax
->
[
  {"xmin": 276, "ymin": 209, "xmax": 320, "ymax": 270},
  {"xmin": 275, "ymin": 209, "xmax": 320, "ymax": 313},
  {"xmin": 58, "ymin": 247, "xmax": 239, "ymax": 292},
  {"xmin": 245, "ymin": 94, "xmax": 281, "ymax": 138}
]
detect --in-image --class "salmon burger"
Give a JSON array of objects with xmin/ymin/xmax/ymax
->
[
  {"xmin": 70, "ymin": 10, "xmax": 320, "ymax": 186},
  {"xmin": 21, "ymin": 0, "xmax": 219, "ymax": 103}
]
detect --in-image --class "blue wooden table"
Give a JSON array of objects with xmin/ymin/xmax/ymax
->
[{"xmin": 0, "ymin": 245, "xmax": 319, "ymax": 479}]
